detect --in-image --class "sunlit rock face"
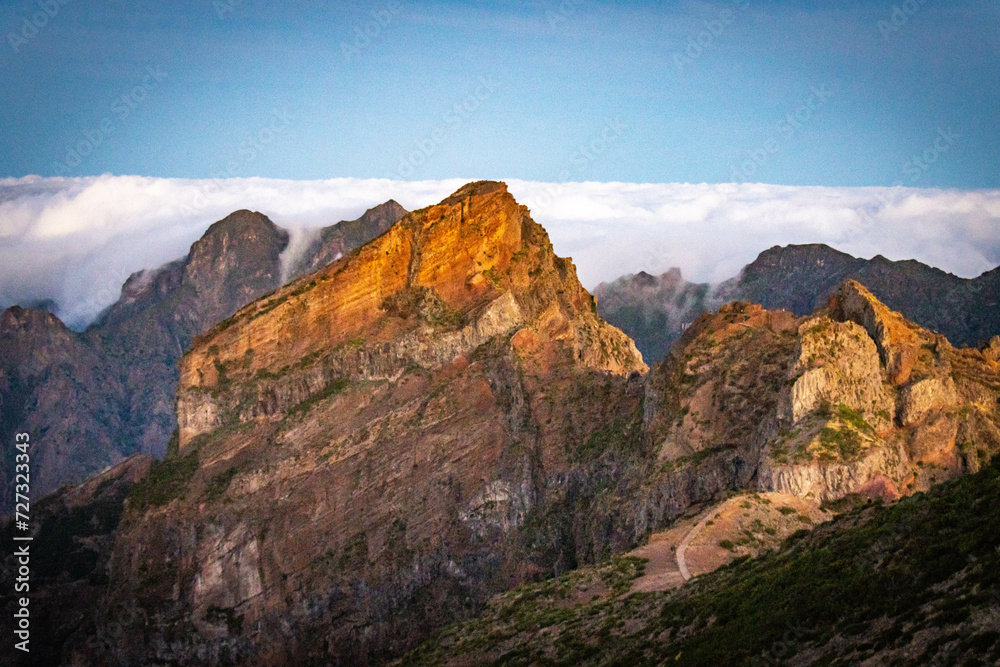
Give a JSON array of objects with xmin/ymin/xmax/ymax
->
[{"xmin": 93, "ymin": 182, "xmax": 647, "ymax": 665}]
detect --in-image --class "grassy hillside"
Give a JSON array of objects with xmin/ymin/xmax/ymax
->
[{"xmin": 402, "ymin": 458, "xmax": 1000, "ymax": 665}]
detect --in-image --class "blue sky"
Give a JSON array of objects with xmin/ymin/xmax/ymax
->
[{"xmin": 0, "ymin": 0, "xmax": 998, "ymax": 187}]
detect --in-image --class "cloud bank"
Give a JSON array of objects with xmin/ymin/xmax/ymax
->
[{"xmin": 2, "ymin": 175, "xmax": 999, "ymax": 329}]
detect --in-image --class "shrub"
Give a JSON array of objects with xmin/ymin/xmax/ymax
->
[
  {"xmin": 204, "ymin": 467, "xmax": 237, "ymax": 502},
  {"xmin": 286, "ymin": 378, "xmax": 348, "ymax": 419},
  {"xmin": 127, "ymin": 448, "xmax": 199, "ymax": 511}
]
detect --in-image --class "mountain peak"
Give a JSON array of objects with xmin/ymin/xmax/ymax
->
[
  {"xmin": 204, "ymin": 208, "xmax": 279, "ymax": 233},
  {"xmin": 439, "ymin": 179, "xmax": 508, "ymax": 206},
  {"xmin": 178, "ymin": 181, "xmax": 644, "ymax": 446},
  {"xmin": 101, "ymin": 184, "xmax": 647, "ymax": 662},
  {"xmin": 749, "ymin": 243, "xmax": 860, "ymax": 270},
  {"xmin": 365, "ymin": 198, "xmax": 406, "ymax": 218},
  {"xmin": 0, "ymin": 304, "xmax": 70, "ymax": 336},
  {"xmin": 834, "ymin": 279, "xmax": 922, "ymax": 384},
  {"xmin": 189, "ymin": 209, "xmax": 288, "ymax": 263}
]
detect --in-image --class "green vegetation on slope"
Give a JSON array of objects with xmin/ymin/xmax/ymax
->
[
  {"xmin": 403, "ymin": 458, "xmax": 1000, "ymax": 666},
  {"xmin": 126, "ymin": 432, "xmax": 199, "ymax": 511}
]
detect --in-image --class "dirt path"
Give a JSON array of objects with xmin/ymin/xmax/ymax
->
[
  {"xmin": 627, "ymin": 508, "xmax": 703, "ymax": 594},
  {"xmin": 676, "ymin": 497, "xmax": 744, "ymax": 581},
  {"xmin": 627, "ymin": 492, "xmax": 830, "ymax": 593}
]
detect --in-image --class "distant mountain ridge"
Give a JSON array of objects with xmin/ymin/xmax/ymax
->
[
  {"xmin": 592, "ymin": 268, "xmax": 728, "ymax": 364},
  {"xmin": 737, "ymin": 244, "xmax": 1000, "ymax": 346},
  {"xmin": 0, "ymin": 201, "xmax": 407, "ymax": 512},
  {"xmin": 596, "ymin": 243, "xmax": 1000, "ymax": 364},
  {"xmin": 287, "ymin": 199, "xmax": 407, "ymax": 279}
]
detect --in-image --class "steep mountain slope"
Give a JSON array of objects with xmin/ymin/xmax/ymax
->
[
  {"xmin": 640, "ymin": 281, "xmax": 1000, "ymax": 514},
  {"xmin": 55, "ymin": 270, "xmax": 996, "ymax": 666},
  {"xmin": 85, "ymin": 209, "xmax": 291, "ymax": 461},
  {"xmin": 83, "ymin": 183, "xmax": 999, "ymax": 664},
  {"xmin": 0, "ymin": 308, "xmax": 126, "ymax": 512},
  {"xmin": 597, "ymin": 244, "xmax": 1000, "ymax": 364},
  {"xmin": 402, "ymin": 282, "xmax": 1000, "ymax": 665},
  {"xmin": 85, "ymin": 181, "xmax": 646, "ymax": 665},
  {"xmin": 402, "ymin": 457, "xmax": 1000, "ymax": 666},
  {"xmin": 8, "ymin": 184, "xmax": 999, "ymax": 665},
  {"xmin": 0, "ymin": 202, "xmax": 407, "ymax": 510}
]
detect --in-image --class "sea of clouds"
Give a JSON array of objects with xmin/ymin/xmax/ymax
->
[{"xmin": 2, "ymin": 174, "xmax": 999, "ymax": 330}]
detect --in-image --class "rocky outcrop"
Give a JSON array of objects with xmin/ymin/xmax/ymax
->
[
  {"xmin": 836, "ymin": 280, "xmax": 921, "ymax": 384},
  {"xmin": 642, "ymin": 280, "xmax": 1000, "ymax": 509},
  {"xmin": 899, "ymin": 377, "xmax": 958, "ymax": 427},
  {"xmin": 760, "ymin": 443, "xmax": 907, "ymax": 502},
  {"xmin": 90, "ymin": 182, "xmax": 647, "ymax": 665},
  {"xmin": 786, "ymin": 316, "xmax": 894, "ymax": 430}
]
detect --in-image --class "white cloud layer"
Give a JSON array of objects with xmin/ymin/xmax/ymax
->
[{"xmin": 2, "ymin": 175, "xmax": 999, "ymax": 329}]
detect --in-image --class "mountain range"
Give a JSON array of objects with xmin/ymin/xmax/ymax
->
[
  {"xmin": 595, "ymin": 243, "xmax": 1000, "ymax": 365},
  {"xmin": 2, "ymin": 182, "xmax": 999, "ymax": 665}
]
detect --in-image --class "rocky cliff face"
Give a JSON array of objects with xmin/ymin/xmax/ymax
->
[
  {"xmin": 86, "ymin": 182, "xmax": 646, "ymax": 665},
  {"xmin": 0, "ymin": 202, "xmax": 406, "ymax": 512}
]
